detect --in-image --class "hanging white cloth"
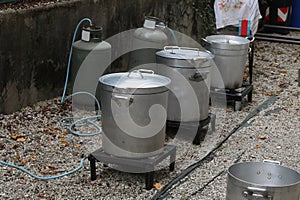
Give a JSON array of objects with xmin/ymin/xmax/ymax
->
[{"xmin": 214, "ymin": 0, "xmax": 262, "ymax": 34}]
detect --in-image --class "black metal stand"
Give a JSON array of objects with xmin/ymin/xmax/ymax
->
[
  {"xmin": 211, "ymin": 84, "xmax": 253, "ymax": 111},
  {"xmin": 166, "ymin": 113, "xmax": 216, "ymax": 145},
  {"xmin": 88, "ymin": 145, "xmax": 176, "ymax": 190},
  {"xmin": 210, "ymin": 38, "xmax": 255, "ymax": 111}
]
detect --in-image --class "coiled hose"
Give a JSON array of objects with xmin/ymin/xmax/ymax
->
[{"xmin": 0, "ymin": 18, "xmax": 99, "ymax": 181}]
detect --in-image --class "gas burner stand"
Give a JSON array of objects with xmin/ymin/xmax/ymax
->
[
  {"xmin": 88, "ymin": 144, "xmax": 176, "ymax": 190},
  {"xmin": 166, "ymin": 113, "xmax": 216, "ymax": 145}
]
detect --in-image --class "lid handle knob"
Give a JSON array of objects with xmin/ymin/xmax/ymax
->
[{"xmin": 127, "ymin": 69, "xmax": 154, "ymax": 79}]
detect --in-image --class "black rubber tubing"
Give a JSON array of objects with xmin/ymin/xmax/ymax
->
[{"xmin": 152, "ymin": 96, "xmax": 278, "ymax": 200}]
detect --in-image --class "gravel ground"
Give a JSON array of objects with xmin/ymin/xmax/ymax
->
[{"xmin": 0, "ymin": 36, "xmax": 300, "ymax": 199}]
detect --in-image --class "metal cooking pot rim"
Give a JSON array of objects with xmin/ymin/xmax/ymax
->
[
  {"xmin": 228, "ymin": 162, "xmax": 300, "ymax": 188},
  {"xmin": 206, "ymin": 35, "xmax": 250, "ymax": 45}
]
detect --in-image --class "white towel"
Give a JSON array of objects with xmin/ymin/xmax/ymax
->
[{"xmin": 214, "ymin": 0, "xmax": 262, "ymax": 34}]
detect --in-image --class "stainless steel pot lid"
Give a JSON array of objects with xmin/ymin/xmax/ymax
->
[
  {"xmin": 156, "ymin": 46, "xmax": 214, "ymax": 60},
  {"xmin": 99, "ymin": 69, "xmax": 171, "ymax": 94},
  {"xmin": 205, "ymin": 35, "xmax": 250, "ymax": 45}
]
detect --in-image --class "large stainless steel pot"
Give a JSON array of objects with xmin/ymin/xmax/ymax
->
[
  {"xmin": 204, "ymin": 35, "xmax": 250, "ymax": 89},
  {"xmin": 226, "ymin": 160, "xmax": 300, "ymax": 200},
  {"xmin": 99, "ymin": 69, "xmax": 171, "ymax": 158},
  {"xmin": 156, "ymin": 46, "xmax": 214, "ymax": 122}
]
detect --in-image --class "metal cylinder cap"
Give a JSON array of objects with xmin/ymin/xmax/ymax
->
[{"xmin": 82, "ymin": 25, "xmax": 103, "ymax": 42}]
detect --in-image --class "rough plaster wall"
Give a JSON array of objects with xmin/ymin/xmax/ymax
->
[{"xmin": 0, "ymin": 0, "xmax": 215, "ymax": 113}]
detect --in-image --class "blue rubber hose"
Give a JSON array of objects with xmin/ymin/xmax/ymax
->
[
  {"xmin": 166, "ymin": 26, "xmax": 178, "ymax": 46},
  {"xmin": 0, "ymin": 158, "xmax": 85, "ymax": 181},
  {"xmin": 61, "ymin": 18, "xmax": 93, "ymax": 104},
  {"xmin": 0, "ymin": 18, "xmax": 99, "ymax": 181},
  {"xmin": 60, "ymin": 92, "xmax": 102, "ymax": 137},
  {"xmin": 59, "ymin": 17, "xmax": 102, "ymax": 137}
]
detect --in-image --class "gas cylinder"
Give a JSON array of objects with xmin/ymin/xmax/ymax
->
[
  {"xmin": 71, "ymin": 25, "xmax": 111, "ymax": 110},
  {"xmin": 129, "ymin": 16, "xmax": 168, "ymax": 69}
]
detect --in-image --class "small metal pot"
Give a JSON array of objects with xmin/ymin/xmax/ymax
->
[
  {"xmin": 203, "ymin": 35, "xmax": 250, "ymax": 89},
  {"xmin": 156, "ymin": 46, "xmax": 214, "ymax": 122},
  {"xmin": 99, "ymin": 69, "xmax": 171, "ymax": 158},
  {"xmin": 226, "ymin": 160, "xmax": 300, "ymax": 200}
]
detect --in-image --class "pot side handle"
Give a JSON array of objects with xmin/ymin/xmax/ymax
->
[
  {"xmin": 243, "ymin": 187, "xmax": 273, "ymax": 200},
  {"xmin": 201, "ymin": 38, "xmax": 211, "ymax": 45},
  {"xmin": 263, "ymin": 160, "xmax": 281, "ymax": 165},
  {"xmin": 246, "ymin": 36, "xmax": 255, "ymax": 43},
  {"xmin": 189, "ymin": 71, "xmax": 209, "ymax": 82},
  {"xmin": 248, "ymin": 47, "xmax": 252, "ymax": 53},
  {"xmin": 111, "ymin": 94, "xmax": 134, "ymax": 107}
]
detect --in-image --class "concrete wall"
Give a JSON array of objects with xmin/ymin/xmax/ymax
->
[{"xmin": 0, "ymin": 0, "xmax": 215, "ymax": 114}]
